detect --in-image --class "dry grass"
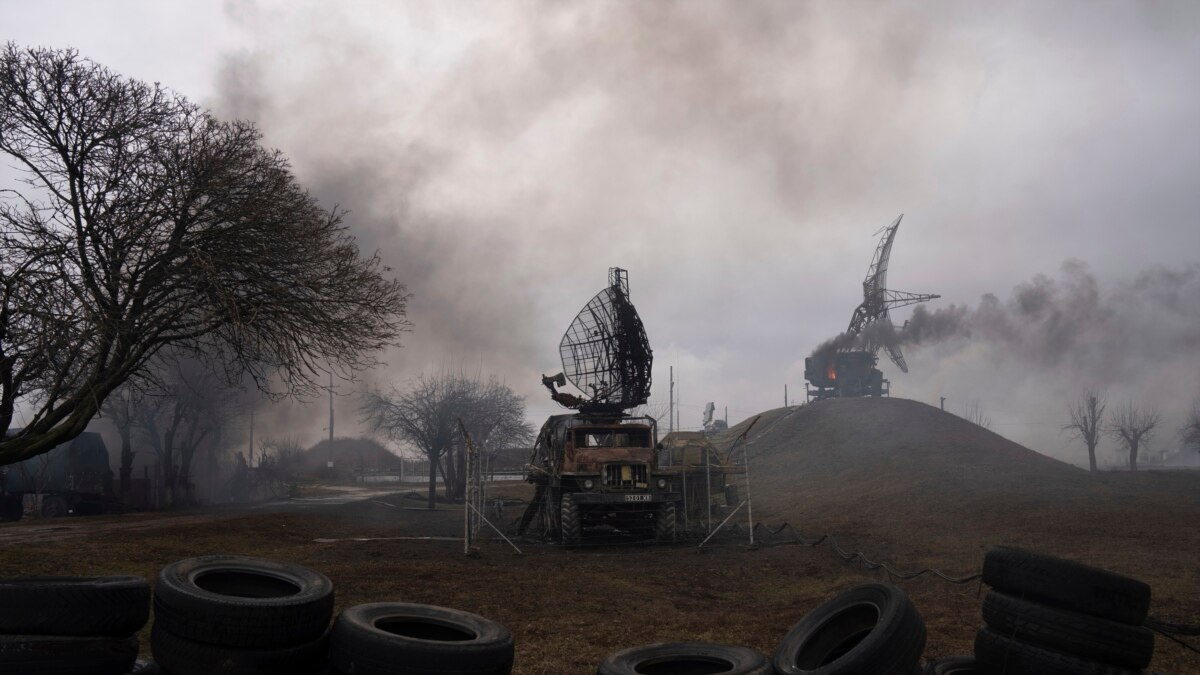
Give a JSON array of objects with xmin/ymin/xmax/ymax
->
[{"xmin": 2, "ymin": 397, "xmax": 1198, "ymax": 673}]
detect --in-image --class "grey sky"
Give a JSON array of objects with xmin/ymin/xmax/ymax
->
[{"xmin": 4, "ymin": 1, "xmax": 1198, "ymax": 464}]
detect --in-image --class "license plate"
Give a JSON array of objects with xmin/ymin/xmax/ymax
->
[{"xmin": 624, "ymin": 494, "xmax": 652, "ymax": 502}]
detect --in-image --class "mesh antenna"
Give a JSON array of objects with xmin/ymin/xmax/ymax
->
[
  {"xmin": 845, "ymin": 214, "xmax": 940, "ymax": 371},
  {"xmin": 545, "ymin": 268, "xmax": 653, "ymax": 413}
]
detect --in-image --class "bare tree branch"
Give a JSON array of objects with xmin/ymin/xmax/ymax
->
[
  {"xmin": 1107, "ymin": 400, "xmax": 1159, "ymax": 471},
  {"xmin": 1064, "ymin": 390, "xmax": 1105, "ymax": 471}
]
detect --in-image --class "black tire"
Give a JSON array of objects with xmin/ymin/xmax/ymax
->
[
  {"xmin": 0, "ymin": 494, "xmax": 22, "ymax": 522},
  {"xmin": 982, "ymin": 547, "xmax": 1150, "ymax": 625},
  {"xmin": 982, "ymin": 590, "xmax": 1153, "ymax": 669},
  {"xmin": 973, "ymin": 627, "xmax": 1143, "ymax": 675},
  {"xmin": 151, "ymin": 623, "xmax": 328, "ymax": 675},
  {"xmin": 655, "ymin": 503, "xmax": 677, "ymax": 543},
  {"xmin": 328, "ymin": 602, "xmax": 514, "ymax": 675},
  {"xmin": 922, "ymin": 656, "xmax": 978, "ymax": 674},
  {"xmin": 123, "ymin": 659, "xmax": 160, "ymax": 674},
  {"xmin": 0, "ymin": 634, "xmax": 138, "ymax": 675},
  {"xmin": 0, "ymin": 575, "xmax": 150, "ymax": 636},
  {"xmin": 597, "ymin": 642, "xmax": 772, "ymax": 675},
  {"xmin": 42, "ymin": 494, "xmax": 70, "ymax": 517},
  {"xmin": 773, "ymin": 583, "xmax": 926, "ymax": 675},
  {"xmin": 561, "ymin": 493, "xmax": 581, "ymax": 547},
  {"xmin": 153, "ymin": 555, "xmax": 333, "ymax": 648}
]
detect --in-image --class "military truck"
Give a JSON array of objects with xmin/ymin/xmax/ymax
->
[
  {"xmin": 522, "ymin": 413, "xmax": 678, "ymax": 545},
  {"xmin": 517, "ymin": 268, "xmax": 683, "ymax": 545},
  {"xmin": 0, "ymin": 430, "xmax": 118, "ymax": 520}
]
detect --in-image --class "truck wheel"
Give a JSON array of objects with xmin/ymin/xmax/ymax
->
[
  {"xmin": 561, "ymin": 493, "xmax": 581, "ymax": 548},
  {"xmin": 598, "ymin": 642, "xmax": 772, "ymax": 675},
  {"xmin": 773, "ymin": 583, "xmax": 926, "ymax": 675},
  {"xmin": 153, "ymin": 555, "xmax": 334, "ymax": 648},
  {"xmin": 0, "ymin": 635, "xmax": 138, "ymax": 675},
  {"xmin": 0, "ymin": 575, "xmax": 150, "ymax": 637},
  {"xmin": 329, "ymin": 602, "xmax": 514, "ymax": 675},
  {"xmin": 655, "ymin": 503, "xmax": 677, "ymax": 542},
  {"xmin": 982, "ymin": 546, "xmax": 1151, "ymax": 625},
  {"xmin": 41, "ymin": 494, "xmax": 69, "ymax": 518}
]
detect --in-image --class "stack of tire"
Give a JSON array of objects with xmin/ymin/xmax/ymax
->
[
  {"xmin": 594, "ymin": 583, "xmax": 926, "ymax": 675},
  {"xmin": 925, "ymin": 546, "xmax": 1156, "ymax": 674},
  {"xmin": 0, "ymin": 575, "xmax": 155, "ymax": 674},
  {"xmin": 151, "ymin": 555, "xmax": 334, "ymax": 675},
  {"xmin": 328, "ymin": 602, "xmax": 515, "ymax": 674}
]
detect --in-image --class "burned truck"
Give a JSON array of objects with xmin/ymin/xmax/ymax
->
[
  {"xmin": 517, "ymin": 268, "xmax": 681, "ymax": 546},
  {"xmin": 804, "ymin": 351, "xmax": 888, "ymax": 400}
]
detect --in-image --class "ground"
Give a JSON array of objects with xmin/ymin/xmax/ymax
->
[{"xmin": 2, "ymin": 398, "xmax": 1198, "ymax": 674}]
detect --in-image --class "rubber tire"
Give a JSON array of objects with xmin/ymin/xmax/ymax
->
[
  {"xmin": 973, "ymin": 627, "xmax": 1144, "ymax": 675},
  {"xmin": 597, "ymin": 642, "xmax": 772, "ymax": 675},
  {"xmin": 773, "ymin": 583, "xmax": 926, "ymax": 675},
  {"xmin": 151, "ymin": 622, "xmax": 328, "ymax": 675},
  {"xmin": 154, "ymin": 555, "xmax": 334, "ymax": 648},
  {"xmin": 123, "ymin": 659, "xmax": 160, "ymax": 674},
  {"xmin": 0, "ymin": 634, "xmax": 138, "ymax": 675},
  {"xmin": 655, "ymin": 503, "xmax": 677, "ymax": 542},
  {"xmin": 561, "ymin": 493, "xmax": 581, "ymax": 548},
  {"xmin": 0, "ymin": 575, "xmax": 150, "ymax": 636},
  {"xmin": 328, "ymin": 602, "xmax": 514, "ymax": 675},
  {"xmin": 982, "ymin": 547, "xmax": 1150, "ymax": 625},
  {"xmin": 923, "ymin": 656, "xmax": 978, "ymax": 674},
  {"xmin": 982, "ymin": 590, "xmax": 1153, "ymax": 669}
]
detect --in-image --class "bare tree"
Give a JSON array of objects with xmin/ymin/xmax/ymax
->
[
  {"xmin": 360, "ymin": 374, "xmax": 533, "ymax": 508},
  {"xmin": 962, "ymin": 400, "xmax": 992, "ymax": 430},
  {"xmin": 1064, "ymin": 390, "xmax": 1106, "ymax": 471},
  {"xmin": 1182, "ymin": 401, "xmax": 1200, "ymax": 454},
  {"xmin": 1107, "ymin": 401, "xmax": 1160, "ymax": 471},
  {"xmin": 0, "ymin": 45, "xmax": 410, "ymax": 464}
]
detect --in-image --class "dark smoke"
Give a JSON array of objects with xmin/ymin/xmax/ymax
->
[{"xmin": 814, "ymin": 261, "xmax": 1200, "ymax": 385}]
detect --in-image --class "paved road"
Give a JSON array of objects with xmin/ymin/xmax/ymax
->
[{"xmin": 0, "ymin": 484, "xmax": 406, "ymax": 546}]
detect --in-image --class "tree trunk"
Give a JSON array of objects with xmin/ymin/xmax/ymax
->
[
  {"xmin": 1086, "ymin": 441, "xmax": 1097, "ymax": 472},
  {"xmin": 118, "ymin": 426, "xmax": 134, "ymax": 496},
  {"xmin": 426, "ymin": 451, "xmax": 437, "ymax": 510},
  {"xmin": 1129, "ymin": 441, "xmax": 1138, "ymax": 471}
]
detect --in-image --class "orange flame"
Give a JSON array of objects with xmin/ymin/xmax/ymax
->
[{"xmin": 826, "ymin": 363, "xmax": 837, "ymax": 381}]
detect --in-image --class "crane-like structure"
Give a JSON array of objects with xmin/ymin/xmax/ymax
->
[
  {"xmin": 845, "ymin": 214, "xmax": 940, "ymax": 372},
  {"xmin": 805, "ymin": 215, "xmax": 940, "ymax": 400}
]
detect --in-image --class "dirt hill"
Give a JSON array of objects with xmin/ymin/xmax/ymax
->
[{"xmin": 709, "ymin": 397, "xmax": 1200, "ymax": 559}]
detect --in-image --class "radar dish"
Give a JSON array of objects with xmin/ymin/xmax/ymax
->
[{"xmin": 549, "ymin": 268, "xmax": 653, "ymax": 412}]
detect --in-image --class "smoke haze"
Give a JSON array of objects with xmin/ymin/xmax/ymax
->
[{"xmin": 6, "ymin": 1, "xmax": 1199, "ymax": 465}]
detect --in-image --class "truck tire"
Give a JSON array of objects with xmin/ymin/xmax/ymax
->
[
  {"xmin": 655, "ymin": 503, "xmax": 677, "ymax": 542},
  {"xmin": 561, "ymin": 493, "xmax": 581, "ymax": 548},
  {"xmin": 922, "ymin": 656, "xmax": 977, "ymax": 674},
  {"xmin": 41, "ymin": 494, "xmax": 69, "ymax": 517},
  {"xmin": 981, "ymin": 590, "xmax": 1153, "ymax": 669},
  {"xmin": 0, "ymin": 634, "xmax": 138, "ymax": 675},
  {"xmin": 597, "ymin": 642, "xmax": 772, "ymax": 675},
  {"xmin": 0, "ymin": 575, "xmax": 150, "ymax": 636},
  {"xmin": 973, "ymin": 627, "xmax": 1141, "ymax": 675},
  {"xmin": 773, "ymin": 583, "xmax": 926, "ymax": 675},
  {"xmin": 328, "ymin": 602, "xmax": 514, "ymax": 675},
  {"xmin": 151, "ymin": 623, "xmax": 328, "ymax": 675},
  {"xmin": 982, "ymin": 547, "xmax": 1151, "ymax": 625},
  {"xmin": 153, "ymin": 555, "xmax": 334, "ymax": 648}
]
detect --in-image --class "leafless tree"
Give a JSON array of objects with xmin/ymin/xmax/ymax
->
[
  {"xmin": 1181, "ymin": 401, "xmax": 1200, "ymax": 454},
  {"xmin": 360, "ymin": 374, "xmax": 533, "ymax": 508},
  {"xmin": 1107, "ymin": 401, "xmax": 1160, "ymax": 471},
  {"xmin": 962, "ymin": 399, "xmax": 992, "ymax": 430},
  {"xmin": 0, "ymin": 45, "xmax": 410, "ymax": 464},
  {"xmin": 1064, "ymin": 390, "xmax": 1106, "ymax": 471}
]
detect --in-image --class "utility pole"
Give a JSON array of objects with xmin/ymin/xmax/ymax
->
[
  {"xmin": 669, "ymin": 366, "xmax": 674, "ymax": 434},
  {"xmin": 248, "ymin": 408, "xmax": 254, "ymax": 467},
  {"xmin": 328, "ymin": 373, "xmax": 335, "ymax": 469},
  {"xmin": 785, "ymin": 384, "xmax": 788, "ymax": 407},
  {"xmin": 724, "ymin": 406, "xmax": 728, "ymax": 426},
  {"xmin": 940, "ymin": 396, "xmax": 946, "ymax": 411}
]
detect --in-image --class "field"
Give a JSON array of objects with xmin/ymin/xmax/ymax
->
[{"xmin": 2, "ymin": 397, "xmax": 1198, "ymax": 674}]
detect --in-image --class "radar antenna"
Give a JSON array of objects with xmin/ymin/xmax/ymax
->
[
  {"xmin": 543, "ymin": 268, "xmax": 653, "ymax": 413},
  {"xmin": 845, "ymin": 215, "xmax": 939, "ymax": 372}
]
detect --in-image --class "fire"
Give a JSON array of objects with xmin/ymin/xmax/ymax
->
[{"xmin": 826, "ymin": 362, "xmax": 837, "ymax": 381}]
